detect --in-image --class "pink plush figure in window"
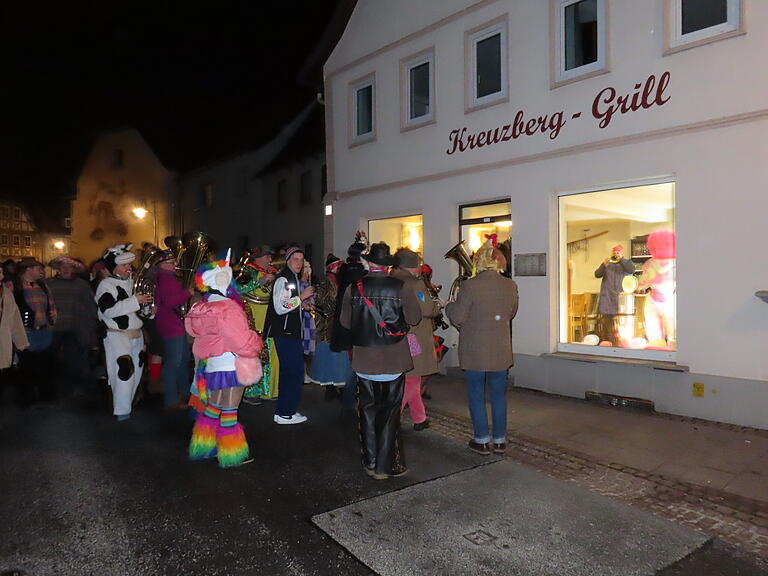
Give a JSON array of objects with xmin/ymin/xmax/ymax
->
[{"xmin": 638, "ymin": 229, "xmax": 676, "ymax": 350}]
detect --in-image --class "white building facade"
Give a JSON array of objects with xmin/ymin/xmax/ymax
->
[{"xmin": 324, "ymin": 0, "xmax": 768, "ymax": 428}]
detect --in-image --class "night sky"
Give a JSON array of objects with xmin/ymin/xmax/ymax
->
[{"xmin": 0, "ymin": 2, "xmax": 345, "ymax": 202}]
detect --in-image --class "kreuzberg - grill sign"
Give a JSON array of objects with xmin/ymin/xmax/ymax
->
[{"xmin": 445, "ymin": 71, "xmax": 671, "ymax": 156}]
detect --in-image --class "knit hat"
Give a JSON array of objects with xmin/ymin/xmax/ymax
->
[
  {"xmin": 394, "ymin": 248, "xmax": 420, "ymax": 269},
  {"xmin": 102, "ymin": 243, "xmax": 135, "ymax": 273},
  {"xmin": 611, "ymin": 245, "xmax": 624, "ymax": 256},
  {"xmin": 285, "ymin": 246, "xmax": 305, "ymax": 262},
  {"xmin": 156, "ymin": 250, "xmax": 175, "ymax": 263}
]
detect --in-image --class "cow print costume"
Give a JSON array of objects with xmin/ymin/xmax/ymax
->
[{"xmin": 95, "ymin": 243, "xmax": 146, "ymax": 420}]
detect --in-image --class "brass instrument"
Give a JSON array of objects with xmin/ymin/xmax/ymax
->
[
  {"xmin": 236, "ymin": 252, "xmax": 283, "ymax": 306},
  {"xmin": 444, "ymin": 240, "xmax": 475, "ymax": 301},
  {"xmin": 422, "ymin": 274, "xmax": 449, "ymax": 331},
  {"xmin": 133, "ymin": 242, "xmax": 165, "ymax": 318},
  {"xmin": 164, "ymin": 232, "xmax": 215, "ymax": 316}
]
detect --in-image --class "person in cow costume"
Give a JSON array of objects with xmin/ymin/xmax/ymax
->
[{"xmin": 95, "ymin": 243, "xmax": 153, "ymax": 421}]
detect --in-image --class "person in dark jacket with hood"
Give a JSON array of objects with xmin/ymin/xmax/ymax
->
[{"xmin": 331, "ymin": 241, "xmax": 367, "ymax": 409}]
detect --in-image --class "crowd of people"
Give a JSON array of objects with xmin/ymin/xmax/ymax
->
[{"xmin": 0, "ymin": 233, "xmax": 519, "ymax": 478}]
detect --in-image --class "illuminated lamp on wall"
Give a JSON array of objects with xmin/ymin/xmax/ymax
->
[
  {"xmin": 53, "ymin": 240, "xmax": 65, "ymax": 250},
  {"xmin": 325, "ymin": 204, "xmax": 333, "ymax": 216}
]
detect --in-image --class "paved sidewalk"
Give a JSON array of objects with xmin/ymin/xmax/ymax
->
[{"xmin": 417, "ymin": 373, "xmax": 768, "ymax": 559}]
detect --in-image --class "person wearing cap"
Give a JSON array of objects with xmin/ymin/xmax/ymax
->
[
  {"xmin": 238, "ymin": 245, "xmax": 280, "ymax": 404},
  {"xmin": 154, "ymin": 250, "xmax": 195, "ymax": 410},
  {"xmin": 340, "ymin": 242, "xmax": 422, "ymax": 479},
  {"xmin": 308, "ymin": 254, "xmax": 350, "ymax": 398},
  {"xmin": 263, "ymin": 245, "xmax": 315, "ymax": 424},
  {"xmin": 594, "ymin": 244, "xmax": 634, "ymax": 344},
  {"xmin": 95, "ymin": 243, "xmax": 153, "ymax": 421},
  {"xmin": 391, "ymin": 248, "xmax": 440, "ymax": 431},
  {"xmin": 445, "ymin": 238, "xmax": 519, "ymax": 456},
  {"xmin": 13, "ymin": 256, "xmax": 57, "ymax": 405},
  {"xmin": 47, "ymin": 256, "xmax": 98, "ymax": 398},
  {"xmin": 185, "ymin": 251, "xmax": 263, "ymax": 468}
]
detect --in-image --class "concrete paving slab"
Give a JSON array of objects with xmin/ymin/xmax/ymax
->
[{"xmin": 313, "ymin": 459, "xmax": 709, "ymax": 576}]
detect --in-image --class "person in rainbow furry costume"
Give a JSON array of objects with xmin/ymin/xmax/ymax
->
[{"xmin": 185, "ymin": 250, "xmax": 263, "ymax": 468}]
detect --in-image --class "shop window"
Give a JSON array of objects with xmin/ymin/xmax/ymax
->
[
  {"xmin": 552, "ymin": 0, "xmax": 607, "ymax": 87},
  {"xmin": 368, "ymin": 214, "xmax": 423, "ymax": 254},
  {"xmin": 558, "ymin": 182, "xmax": 676, "ymax": 361},
  {"xmin": 665, "ymin": 0, "xmax": 743, "ymax": 54},
  {"xmin": 458, "ymin": 201, "xmax": 512, "ymax": 274},
  {"xmin": 350, "ymin": 73, "xmax": 375, "ymax": 145},
  {"xmin": 466, "ymin": 18, "xmax": 508, "ymax": 111},
  {"xmin": 401, "ymin": 48, "xmax": 435, "ymax": 130},
  {"xmin": 300, "ymin": 170, "xmax": 313, "ymax": 205},
  {"xmin": 277, "ymin": 179, "xmax": 288, "ymax": 212}
]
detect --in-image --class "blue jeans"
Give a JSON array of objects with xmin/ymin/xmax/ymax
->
[
  {"xmin": 465, "ymin": 370, "xmax": 508, "ymax": 444},
  {"xmin": 274, "ymin": 336, "xmax": 304, "ymax": 417},
  {"xmin": 162, "ymin": 335, "xmax": 191, "ymax": 405}
]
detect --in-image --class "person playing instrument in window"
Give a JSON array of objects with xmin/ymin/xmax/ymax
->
[{"xmin": 594, "ymin": 244, "xmax": 634, "ymax": 345}]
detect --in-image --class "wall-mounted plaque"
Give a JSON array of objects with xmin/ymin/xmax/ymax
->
[{"xmin": 514, "ymin": 253, "xmax": 547, "ymax": 277}]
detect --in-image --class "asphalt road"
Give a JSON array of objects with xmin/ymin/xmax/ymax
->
[{"xmin": 1, "ymin": 385, "xmax": 766, "ymax": 576}]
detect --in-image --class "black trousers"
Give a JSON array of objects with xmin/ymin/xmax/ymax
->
[{"xmin": 357, "ymin": 374, "xmax": 406, "ymax": 476}]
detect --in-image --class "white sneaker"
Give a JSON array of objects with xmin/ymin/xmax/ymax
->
[{"xmin": 273, "ymin": 413, "xmax": 308, "ymax": 425}]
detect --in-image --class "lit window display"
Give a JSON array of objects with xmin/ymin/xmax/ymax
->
[
  {"xmin": 368, "ymin": 214, "xmax": 423, "ymax": 252},
  {"xmin": 558, "ymin": 183, "xmax": 676, "ymax": 358},
  {"xmin": 459, "ymin": 201, "xmax": 512, "ymax": 272}
]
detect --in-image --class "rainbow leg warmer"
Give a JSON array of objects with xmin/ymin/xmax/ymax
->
[
  {"xmin": 216, "ymin": 407, "xmax": 249, "ymax": 468},
  {"xmin": 188, "ymin": 402, "xmax": 222, "ymax": 461}
]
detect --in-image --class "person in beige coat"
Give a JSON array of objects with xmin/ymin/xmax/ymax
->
[
  {"xmin": 392, "ymin": 248, "xmax": 440, "ymax": 431},
  {"xmin": 0, "ymin": 265, "xmax": 29, "ymax": 372},
  {"xmin": 445, "ymin": 238, "xmax": 518, "ymax": 456}
]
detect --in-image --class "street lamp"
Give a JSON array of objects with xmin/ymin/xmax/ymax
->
[{"xmin": 131, "ymin": 201, "xmax": 158, "ymax": 246}]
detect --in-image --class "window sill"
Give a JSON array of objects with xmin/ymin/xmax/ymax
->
[
  {"xmin": 542, "ymin": 351, "xmax": 688, "ymax": 372},
  {"xmin": 465, "ymin": 94, "xmax": 509, "ymax": 116},
  {"xmin": 664, "ymin": 28, "xmax": 745, "ymax": 56},
  {"xmin": 551, "ymin": 66, "xmax": 610, "ymax": 90}
]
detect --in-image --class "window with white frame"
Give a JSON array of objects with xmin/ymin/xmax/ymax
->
[
  {"xmin": 402, "ymin": 49, "xmax": 435, "ymax": 129},
  {"xmin": 350, "ymin": 74, "xmax": 375, "ymax": 145},
  {"xmin": 466, "ymin": 19, "xmax": 508, "ymax": 110},
  {"xmin": 665, "ymin": 0, "xmax": 743, "ymax": 53},
  {"xmin": 558, "ymin": 181, "xmax": 676, "ymax": 362},
  {"xmin": 553, "ymin": 0, "xmax": 607, "ymax": 86}
]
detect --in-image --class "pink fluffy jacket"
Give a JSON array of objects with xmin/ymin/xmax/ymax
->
[{"xmin": 185, "ymin": 298, "xmax": 263, "ymax": 385}]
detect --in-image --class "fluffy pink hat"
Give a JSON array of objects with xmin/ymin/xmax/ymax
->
[{"xmin": 647, "ymin": 229, "xmax": 676, "ymax": 259}]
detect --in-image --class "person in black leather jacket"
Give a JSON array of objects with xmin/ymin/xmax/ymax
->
[{"xmin": 340, "ymin": 242, "xmax": 421, "ymax": 480}]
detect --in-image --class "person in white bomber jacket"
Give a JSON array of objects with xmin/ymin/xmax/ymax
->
[{"xmin": 95, "ymin": 244, "xmax": 153, "ymax": 420}]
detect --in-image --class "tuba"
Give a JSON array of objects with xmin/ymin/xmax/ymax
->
[
  {"xmin": 164, "ymin": 232, "xmax": 215, "ymax": 316},
  {"xmin": 237, "ymin": 253, "xmax": 282, "ymax": 306},
  {"xmin": 133, "ymin": 242, "xmax": 165, "ymax": 318},
  {"xmin": 444, "ymin": 240, "xmax": 475, "ymax": 301}
]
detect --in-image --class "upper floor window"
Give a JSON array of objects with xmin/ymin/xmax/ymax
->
[
  {"xmin": 64, "ymin": 217, "xmax": 72, "ymax": 229},
  {"xmin": 401, "ymin": 48, "xmax": 435, "ymax": 130},
  {"xmin": 277, "ymin": 179, "xmax": 288, "ymax": 212},
  {"xmin": 111, "ymin": 148, "xmax": 124, "ymax": 170},
  {"xmin": 12, "ymin": 207, "xmax": 20, "ymax": 220},
  {"xmin": 349, "ymin": 73, "xmax": 376, "ymax": 146},
  {"xmin": 0, "ymin": 207, "xmax": 8, "ymax": 219},
  {"xmin": 665, "ymin": 0, "xmax": 744, "ymax": 54},
  {"xmin": 300, "ymin": 170, "xmax": 313, "ymax": 205},
  {"xmin": 24, "ymin": 236, "xmax": 31, "ymax": 247},
  {"xmin": 0, "ymin": 234, "xmax": 7, "ymax": 245},
  {"xmin": 553, "ymin": 0, "xmax": 607, "ymax": 87},
  {"xmin": 12, "ymin": 234, "xmax": 19, "ymax": 246},
  {"xmin": 466, "ymin": 17, "xmax": 508, "ymax": 112}
]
